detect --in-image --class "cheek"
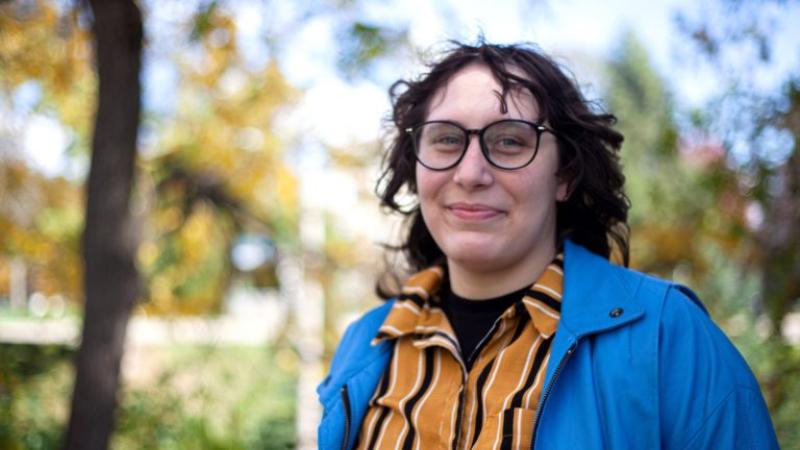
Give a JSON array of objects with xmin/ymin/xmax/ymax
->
[
  {"xmin": 517, "ymin": 152, "xmax": 563, "ymax": 202},
  {"xmin": 509, "ymin": 172, "xmax": 560, "ymax": 209},
  {"xmin": 415, "ymin": 166, "xmax": 440, "ymax": 204},
  {"xmin": 416, "ymin": 169, "xmax": 448, "ymax": 234},
  {"xmin": 415, "ymin": 166, "xmax": 432, "ymax": 215}
]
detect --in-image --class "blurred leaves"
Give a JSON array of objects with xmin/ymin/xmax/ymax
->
[
  {"xmin": 337, "ymin": 21, "xmax": 409, "ymax": 78},
  {"xmin": 0, "ymin": 161, "xmax": 83, "ymax": 302},
  {"xmin": 133, "ymin": 3, "xmax": 298, "ymax": 314},
  {"xmin": 0, "ymin": 0, "xmax": 95, "ymax": 140},
  {"xmin": 112, "ymin": 346, "xmax": 297, "ymax": 450},
  {"xmin": 0, "ymin": 343, "xmax": 297, "ymax": 450},
  {"xmin": 0, "ymin": 344, "xmax": 74, "ymax": 450},
  {"xmin": 1, "ymin": 1, "xmax": 300, "ymax": 314},
  {"xmin": 674, "ymin": 0, "xmax": 799, "ymax": 332},
  {"xmin": 607, "ymin": 33, "xmax": 741, "ymax": 283},
  {"xmin": 0, "ymin": 1, "xmax": 89, "ymax": 304},
  {"xmin": 0, "ymin": 0, "xmax": 411, "ymax": 316}
]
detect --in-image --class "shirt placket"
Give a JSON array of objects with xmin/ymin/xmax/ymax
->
[{"xmin": 452, "ymin": 310, "xmax": 518, "ymax": 450}]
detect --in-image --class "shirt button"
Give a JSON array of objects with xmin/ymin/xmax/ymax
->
[{"xmin": 609, "ymin": 307, "xmax": 624, "ymax": 318}]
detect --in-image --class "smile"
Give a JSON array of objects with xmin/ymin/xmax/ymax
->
[{"xmin": 446, "ymin": 203, "xmax": 505, "ymax": 221}]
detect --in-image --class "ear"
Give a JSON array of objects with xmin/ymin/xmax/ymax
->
[{"xmin": 555, "ymin": 177, "xmax": 570, "ymax": 202}]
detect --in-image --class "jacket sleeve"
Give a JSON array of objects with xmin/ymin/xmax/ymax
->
[
  {"xmin": 657, "ymin": 286, "xmax": 779, "ymax": 449},
  {"xmin": 317, "ymin": 302, "xmax": 394, "ymax": 450},
  {"xmin": 316, "ymin": 315, "xmax": 359, "ymax": 400}
]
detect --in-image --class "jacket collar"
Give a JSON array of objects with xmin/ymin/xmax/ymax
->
[
  {"xmin": 559, "ymin": 239, "xmax": 645, "ymax": 338},
  {"xmin": 539, "ymin": 240, "xmax": 645, "ymax": 390}
]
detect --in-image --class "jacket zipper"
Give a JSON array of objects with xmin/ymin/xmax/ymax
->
[
  {"xmin": 530, "ymin": 339, "xmax": 578, "ymax": 449},
  {"xmin": 341, "ymin": 385, "xmax": 351, "ymax": 450}
]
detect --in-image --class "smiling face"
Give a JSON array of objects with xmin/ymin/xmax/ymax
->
[{"xmin": 416, "ymin": 63, "xmax": 568, "ymax": 298}]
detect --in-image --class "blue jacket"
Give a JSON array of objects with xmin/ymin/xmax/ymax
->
[{"xmin": 317, "ymin": 241, "xmax": 779, "ymax": 449}]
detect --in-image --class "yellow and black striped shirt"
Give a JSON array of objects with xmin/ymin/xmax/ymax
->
[{"xmin": 355, "ymin": 255, "xmax": 564, "ymax": 450}]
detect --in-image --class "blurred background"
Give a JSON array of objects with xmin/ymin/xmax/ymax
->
[{"xmin": 0, "ymin": 0, "xmax": 798, "ymax": 448}]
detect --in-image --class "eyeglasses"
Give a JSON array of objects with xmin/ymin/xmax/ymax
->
[{"xmin": 406, "ymin": 119, "xmax": 556, "ymax": 171}]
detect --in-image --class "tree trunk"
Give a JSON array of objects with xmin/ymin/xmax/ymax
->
[{"xmin": 62, "ymin": 1, "xmax": 142, "ymax": 449}]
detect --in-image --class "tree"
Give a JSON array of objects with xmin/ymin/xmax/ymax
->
[
  {"xmin": 0, "ymin": 0, "xmax": 91, "ymax": 308},
  {"xmin": 62, "ymin": 0, "xmax": 142, "ymax": 448},
  {"xmin": 673, "ymin": 2, "xmax": 800, "ymax": 444},
  {"xmin": 675, "ymin": 0, "xmax": 800, "ymax": 331},
  {"xmin": 605, "ymin": 33, "xmax": 745, "ymax": 283},
  {"xmin": 137, "ymin": 2, "xmax": 297, "ymax": 315}
]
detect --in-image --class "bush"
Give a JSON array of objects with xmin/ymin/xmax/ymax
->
[{"xmin": 0, "ymin": 343, "xmax": 298, "ymax": 449}]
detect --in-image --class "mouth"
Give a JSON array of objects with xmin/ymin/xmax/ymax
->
[{"xmin": 447, "ymin": 202, "xmax": 505, "ymax": 221}]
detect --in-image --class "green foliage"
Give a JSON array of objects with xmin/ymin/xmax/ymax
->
[
  {"xmin": 0, "ymin": 344, "xmax": 74, "ymax": 450},
  {"xmin": 133, "ymin": 3, "xmax": 300, "ymax": 314},
  {"xmin": 674, "ymin": 0, "xmax": 800, "ymax": 331},
  {"xmin": 0, "ymin": 343, "xmax": 297, "ymax": 449},
  {"xmin": 337, "ymin": 21, "xmax": 409, "ymax": 79},
  {"xmin": 606, "ymin": 33, "xmax": 748, "ymax": 282},
  {"xmin": 1, "ymin": 0, "xmax": 300, "ymax": 315},
  {"xmin": 114, "ymin": 345, "xmax": 298, "ymax": 450}
]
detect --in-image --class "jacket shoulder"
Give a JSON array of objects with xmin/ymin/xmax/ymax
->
[
  {"xmin": 331, "ymin": 301, "xmax": 394, "ymax": 370},
  {"xmin": 562, "ymin": 240, "xmax": 707, "ymax": 323},
  {"xmin": 316, "ymin": 301, "xmax": 394, "ymax": 405},
  {"xmin": 604, "ymin": 262, "xmax": 760, "ymax": 390},
  {"xmin": 647, "ymin": 274, "xmax": 777, "ymax": 448},
  {"xmin": 601, "ymin": 264, "xmax": 776, "ymax": 448},
  {"xmin": 608, "ymin": 262, "xmax": 706, "ymax": 313}
]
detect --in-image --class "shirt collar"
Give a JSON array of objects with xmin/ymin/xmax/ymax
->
[
  {"xmin": 374, "ymin": 253, "xmax": 564, "ymax": 344},
  {"xmin": 520, "ymin": 254, "xmax": 563, "ymax": 338},
  {"xmin": 372, "ymin": 266, "xmax": 445, "ymax": 345}
]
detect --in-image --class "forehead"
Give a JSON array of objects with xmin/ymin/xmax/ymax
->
[{"xmin": 425, "ymin": 63, "xmax": 540, "ymax": 121}]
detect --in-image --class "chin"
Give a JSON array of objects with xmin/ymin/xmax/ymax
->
[{"xmin": 442, "ymin": 242, "xmax": 506, "ymax": 271}]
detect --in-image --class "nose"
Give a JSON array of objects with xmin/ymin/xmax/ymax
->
[{"xmin": 452, "ymin": 134, "xmax": 493, "ymax": 189}]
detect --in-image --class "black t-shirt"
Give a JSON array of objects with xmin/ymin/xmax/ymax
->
[{"xmin": 442, "ymin": 284, "xmax": 528, "ymax": 370}]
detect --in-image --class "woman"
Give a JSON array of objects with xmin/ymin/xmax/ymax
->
[{"xmin": 317, "ymin": 42, "xmax": 778, "ymax": 449}]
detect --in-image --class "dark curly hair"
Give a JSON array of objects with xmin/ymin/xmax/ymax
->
[{"xmin": 376, "ymin": 41, "xmax": 629, "ymax": 298}]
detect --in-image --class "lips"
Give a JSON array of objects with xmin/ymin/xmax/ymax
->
[{"xmin": 447, "ymin": 202, "xmax": 505, "ymax": 221}]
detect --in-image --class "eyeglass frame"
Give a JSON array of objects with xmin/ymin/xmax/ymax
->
[{"xmin": 405, "ymin": 119, "xmax": 558, "ymax": 171}]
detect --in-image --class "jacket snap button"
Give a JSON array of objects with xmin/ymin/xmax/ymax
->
[{"xmin": 609, "ymin": 307, "xmax": 624, "ymax": 318}]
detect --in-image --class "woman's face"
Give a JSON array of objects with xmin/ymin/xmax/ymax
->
[{"xmin": 416, "ymin": 64, "xmax": 567, "ymax": 292}]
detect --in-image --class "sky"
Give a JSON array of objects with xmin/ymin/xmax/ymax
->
[
  {"xmin": 238, "ymin": 0, "xmax": 800, "ymax": 150},
  {"xmin": 17, "ymin": 0, "xmax": 800, "ymax": 176}
]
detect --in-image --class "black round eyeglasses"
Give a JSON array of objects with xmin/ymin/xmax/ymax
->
[{"xmin": 406, "ymin": 119, "xmax": 557, "ymax": 171}]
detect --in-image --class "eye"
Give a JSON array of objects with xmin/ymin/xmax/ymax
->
[
  {"xmin": 498, "ymin": 136, "xmax": 524, "ymax": 147},
  {"xmin": 485, "ymin": 122, "xmax": 536, "ymax": 154},
  {"xmin": 421, "ymin": 124, "xmax": 464, "ymax": 150},
  {"xmin": 489, "ymin": 134, "xmax": 530, "ymax": 154},
  {"xmin": 434, "ymin": 134, "xmax": 463, "ymax": 145}
]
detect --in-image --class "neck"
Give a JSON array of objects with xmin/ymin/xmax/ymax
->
[{"xmin": 447, "ymin": 241, "xmax": 557, "ymax": 299}]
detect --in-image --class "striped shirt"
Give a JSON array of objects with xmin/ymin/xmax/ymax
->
[{"xmin": 354, "ymin": 255, "xmax": 564, "ymax": 450}]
